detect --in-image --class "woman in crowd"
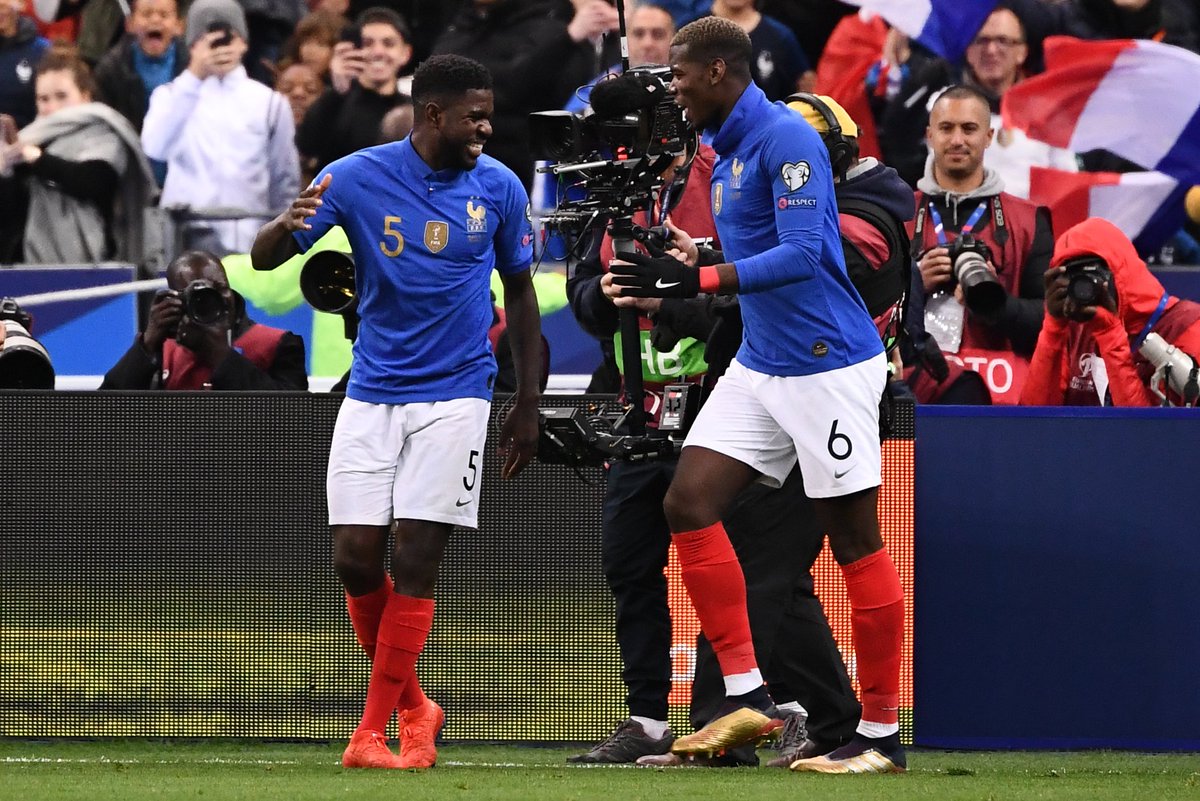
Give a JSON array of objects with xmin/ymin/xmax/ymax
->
[{"xmin": 0, "ymin": 48, "xmax": 156, "ymax": 265}]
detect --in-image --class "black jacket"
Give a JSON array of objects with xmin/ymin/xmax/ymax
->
[
  {"xmin": 92, "ymin": 36, "xmax": 189, "ymax": 132},
  {"xmin": 297, "ymin": 83, "xmax": 409, "ymax": 173},
  {"xmin": 101, "ymin": 321, "xmax": 308, "ymax": 391}
]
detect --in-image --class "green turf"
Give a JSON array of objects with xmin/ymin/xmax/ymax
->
[{"xmin": 2, "ymin": 740, "xmax": 1198, "ymax": 801}]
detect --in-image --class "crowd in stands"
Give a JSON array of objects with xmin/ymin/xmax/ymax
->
[{"xmin": 1, "ymin": 0, "xmax": 1199, "ymax": 404}]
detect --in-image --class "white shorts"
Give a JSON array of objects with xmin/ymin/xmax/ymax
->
[
  {"xmin": 327, "ymin": 396, "xmax": 491, "ymax": 528},
  {"xmin": 683, "ymin": 354, "xmax": 886, "ymax": 498}
]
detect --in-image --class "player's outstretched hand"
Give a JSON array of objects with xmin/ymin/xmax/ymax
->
[
  {"xmin": 282, "ymin": 173, "xmax": 332, "ymax": 232},
  {"xmin": 497, "ymin": 397, "xmax": 540, "ymax": 479},
  {"xmin": 610, "ymin": 250, "xmax": 700, "ymax": 299}
]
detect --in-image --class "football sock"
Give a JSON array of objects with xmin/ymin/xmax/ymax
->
[
  {"xmin": 724, "ymin": 668, "xmax": 765, "ymax": 697},
  {"xmin": 856, "ymin": 720, "xmax": 897, "ymax": 739},
  {"xmin": 672, "ymin": 522, "xmax": 757, "ymax": 677},
  {"xmin": 841, "ymin": 548, "xmax": 904, "ymax": 733},
  {"xmin": 398, "ymin": 671, "xmax": 425, "ymax": 712},
  {"xmin": 345, "ymin": 577, "xmax": 394, "ymax": 660},
  {"xmin": 355, "ymin": 593, "xmax": 434, "ymax": 735},
  {"xmin": 631, "ymin": 716, "xmax": 670, "ymax": 740}
]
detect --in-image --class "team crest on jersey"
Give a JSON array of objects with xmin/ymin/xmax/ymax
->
[
  {"xmin": 713, "ymin": 182, "xmax": 723, "ymax": 215},
  {"xmin": 424, "ymin": 221, "xmax": 449, "ymax": 253},
  {"xmin": 781, "ymin": 161, "xmax": 810, "ymax": 192},
  {"xmin": 730, "ymin": 158, "xmax": 744, "ymax": 189},
  {"xmin": 466, "ymin": 200, "xmax": 488, "ymax": 233}
]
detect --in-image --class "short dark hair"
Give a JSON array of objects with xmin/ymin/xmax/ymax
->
[
  {"xmin": 354, "ymin": 6, "xmax": 412, "ymax": 42},
  {"xmin": 671, "ymin": 15, "xmax": 752, "ymax": 72},
  {"xmin": 411, "ymin": 54, "xmax": 493, "ymax": 106},
  {"xmin": 167, "ymin": 250, "xmax": 226, "ymax": 286},
  {"xmin": 36, "ymin": 48, "xmax": 97, "ymax": 98},
  {"xmin": 934, "ymin": 84, "xmax": 993, "ymax": 115}
]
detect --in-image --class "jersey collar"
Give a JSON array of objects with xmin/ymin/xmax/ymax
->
[{"xmin": 710, "ymin": 82, "xmax": 770, "ymax": 156}]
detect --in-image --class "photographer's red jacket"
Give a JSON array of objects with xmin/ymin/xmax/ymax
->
[{"xmin": 1020, "ymin": 217, "xmax": 1200, "ymax": 406}]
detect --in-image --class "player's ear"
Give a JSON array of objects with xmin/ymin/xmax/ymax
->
[
  {"xmin": 709, "ymin": 57, "xmax": 726, "ymax": 85},
  {"xmin": 422, "ymin": 99, "xmax": 443, "ymax": 128}
]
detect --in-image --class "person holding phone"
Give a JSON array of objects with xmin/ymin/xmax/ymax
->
[
  {"xmin": 141, "ymin": 0, "xmax": 300, "ymax": 254},
  {"xmin": 296, "ymin": 6, "xmax": 414, "ymax": 174}
]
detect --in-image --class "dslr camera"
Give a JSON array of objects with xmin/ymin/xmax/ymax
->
[
  {"xmin": 157, "ymin": 279, "xmax": 228, "ymax": 327},
  {"xmin": 947, "ymin": 234, "xmax": 1005, "ymax": 317},
  {"xmin": 1062, "ymin": 256, "xmax": 1112, "ymax": 307}
]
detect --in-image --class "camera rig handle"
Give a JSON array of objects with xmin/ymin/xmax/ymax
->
[{"xmin": 610, "ymin": 215, "xmax": 647, "ymax": 436}]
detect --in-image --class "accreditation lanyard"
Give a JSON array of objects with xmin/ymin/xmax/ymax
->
[{"xmin": 928, "ymin": 201, "xmax": 987, "ymax": 247}]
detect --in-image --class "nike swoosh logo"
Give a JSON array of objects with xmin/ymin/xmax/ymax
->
[
  {"xmin": 833, "ymin": 467, "xmax": 852, "ymax": 479},
  {"xmin": 655, "ymin": 279, "xmax": 681, "ymax": 289},
  {"xmin": 455, "ymin": 498, "xmax": 472, "ymax": 507}
]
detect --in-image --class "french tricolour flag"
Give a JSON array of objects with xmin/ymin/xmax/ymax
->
[
  {"xmin": 1029, "ymin": 167, "xmax": 1187, "ymax": 253},
  {"xmin": 843, "ymin": 0, "xmax": 998, "ymax": 62},
  {"xmin": 1003, "ymin": 37, "xmax": 1200, "ymax": 185}
]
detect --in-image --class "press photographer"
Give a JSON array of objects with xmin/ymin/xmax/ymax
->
[
  {"xmin": 100, "ymin": 250, "xmax": 307, "ymax": 391},
  {"xmin": 1021, "ymin": 217, "xmax": 1200, "ymax": 408},
  {"xmin": 907, "ymin": 85, "xmax": 1052, "ymax": 404}
]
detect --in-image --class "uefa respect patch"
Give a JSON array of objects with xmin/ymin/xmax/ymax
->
[{"xmin": 778, "ymin": 195, "xmax": 817, "ymax": 210}]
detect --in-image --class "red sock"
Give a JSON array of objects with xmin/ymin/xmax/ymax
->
[
  {"xmin": 356, "ymin": 594, "xmax": 434, "ymax": 735},
  {"xmin": 398, "ymin": 671, "xmax": 425, "ymax": 712},
  {"xmin": 672, "ymin": 522, "xmax": 757, "ymax": 676},
  {"xmin": 841, "ymin": 548, "xmax": 904, "ymax": 726},
  {"xmin": 345, "ymin": 577, "xmax": 394, "ymax": 660}
]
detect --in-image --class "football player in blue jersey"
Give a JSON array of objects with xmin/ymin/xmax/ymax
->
[
  {"xmin": 251, "ymin": 53, "xmax": 542, "ymax": 771},
  {"xmin": 610, "ymin": 16, "xmax": 906, "ymax": 774}
]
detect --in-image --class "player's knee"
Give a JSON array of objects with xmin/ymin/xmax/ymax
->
[
  {"xmin": 332, "ymin": 546, "xmax": 381, "ymax": 592},
  {"xmin": 662, "ymin": 482, "xmax": 715, "ymax": 533}
]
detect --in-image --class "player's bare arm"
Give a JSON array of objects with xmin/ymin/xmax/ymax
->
[
  {"xmin": 251, "ymin": 174, "xmax": 332, "ymax": 271},
  {"xmin": 496, "ymin": 269, "xmax": 541, "ymax": 479}
]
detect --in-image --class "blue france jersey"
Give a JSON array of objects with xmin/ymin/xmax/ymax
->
[
  {"xmin": 295, "ymin": 138, "xmax": 533, "ymax": 403},
  {"xmin": 709, "ymin": 84, "xmax": 882, "ymax": 376}
]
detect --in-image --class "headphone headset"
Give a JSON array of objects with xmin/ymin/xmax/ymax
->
[{"xmin": 786, "ymin": 92, "xmax": 854, "ymax": 178}]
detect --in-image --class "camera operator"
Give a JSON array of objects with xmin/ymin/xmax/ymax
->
[
  {"xmin": 100, "ymin": 250, "xmax": 307, "ymax": 391},
  {"xmin": 1021, "ymin": 217, "xmax": 1200, "ymax": 407},
  {"xmin": 907, "ymin": 84, "xmax": 1052, "ymax": 404}
]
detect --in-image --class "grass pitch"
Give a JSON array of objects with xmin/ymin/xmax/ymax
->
[{"xmin": 3, "ymin": 740, "xmax": 1199, "ymax": 801}]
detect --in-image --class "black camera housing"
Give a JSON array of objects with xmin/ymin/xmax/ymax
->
[
  {"xmin": 530, "ymin": 66, "xmax": 690, "ymax": 233},
  {"xmin": 1063, "ymin": 256, "xmax": 1112, "ymax": 307},
  {"xmin": 158, "ymin": 280, "xmax": 228, "ymax": 327},
  {"xmin": 948, "ymin": 234, "xmax": 1005, "ymax": 318},
  {"xmin": 0, "ymin": 296, "xmax": 33, "ymax": 332}
]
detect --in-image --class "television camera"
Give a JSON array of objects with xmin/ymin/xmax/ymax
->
[
  {"xmin": 529, "ymin": 65, "xmax": 690, "ymax": 235},
  {"xmin": 529, "ymin": 45, "xmax": 704, "ymax": 466}
]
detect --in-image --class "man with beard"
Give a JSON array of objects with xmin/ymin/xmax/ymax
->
[{"xmin": 251, "ymin": 53, "xmax": 543, "ymax": 770}]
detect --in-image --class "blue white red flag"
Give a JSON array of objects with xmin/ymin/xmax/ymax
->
[
  {"xmin": 1003, "ymin": 37, "xmax": 1200, "ymax": 185},
  {"xmin": 1029, "ymin": 167, "xmax": 1187, "ymax": 255},
  {"xmin": 843, "ymin": 0, "xmax": 998, "ymax": 62}
]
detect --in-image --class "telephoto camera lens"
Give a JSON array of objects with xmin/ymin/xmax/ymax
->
[
  {"xmin": 300, "ymin": 251, "xmax": 357, "ymax": 315},
  {"xmin": 954, "ymin": 251, "xmax": 1005, "ymax": 317}
]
